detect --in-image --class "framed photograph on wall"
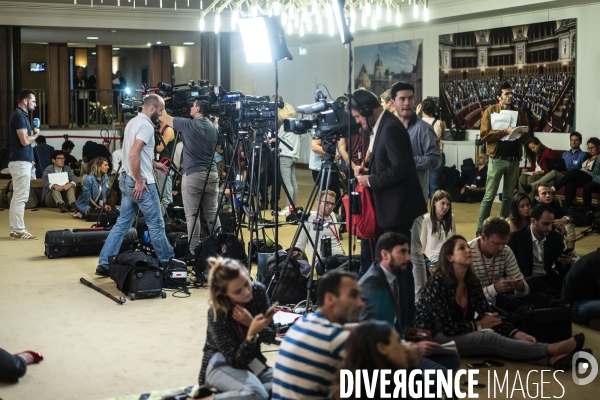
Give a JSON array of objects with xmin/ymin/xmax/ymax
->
[{"xmin": 439, "ymin": 19, "xmax": 576, "ymax": 133}]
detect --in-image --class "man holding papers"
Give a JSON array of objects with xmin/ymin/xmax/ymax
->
[
  {"xmin": 42, "ymin": 150, "xmax": 77, "ymax": 213},
  {"xmin": 476, "ymin": 82, "xmax": 531, "ymax": 236}
]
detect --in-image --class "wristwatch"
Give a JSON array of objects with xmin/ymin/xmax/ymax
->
[{"xmin": 246, "ymin": 333, "xmax": 259, "ymax": 343}]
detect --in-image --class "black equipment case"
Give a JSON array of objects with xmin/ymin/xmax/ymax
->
[
  {"xmin": 108, "ymin": 252, "xmax": 166, "ymax": 301},
  {"xmin": 44, "ymin": 228, "xmax": 138, "ymax": 259}
]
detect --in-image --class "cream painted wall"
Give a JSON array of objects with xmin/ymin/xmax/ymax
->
[
  {"xmin": 172, "ymin": 46, "xmax": 201, "ymax": 86},
  {"xmin": 231, "ymin": 3, "xmax": 600, "ymax": 163}
]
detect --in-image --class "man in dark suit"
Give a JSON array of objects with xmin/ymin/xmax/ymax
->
[
  {"xmin": 34, "ymin": 135, "xmax": 54, "ymax": 178},
  {"xmin": 351, "ymin": 88, "xmax": 427, "ymax": 320},
  {"xmin": 507, "ymin": 203, "xmax": 573, "ymax": 298},
  {"xmin": 359, "ymin": 232, "xmax": 461, "ymax": 383}
]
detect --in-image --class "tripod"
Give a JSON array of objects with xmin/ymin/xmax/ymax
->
[{"xmin": 268, "ymin": 148, "xmax": 339, "ymax": 308}]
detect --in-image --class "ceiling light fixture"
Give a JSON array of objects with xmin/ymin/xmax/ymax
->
[
  {"xmin": 87, "ymin": 36, "xmax": 99, "ymax": 39},
  {"xmin": 183, "ymin": 42, "xmax": 195, "ymax": 45}
]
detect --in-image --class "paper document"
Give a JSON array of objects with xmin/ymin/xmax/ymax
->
[
  {"xmin": 436, "ymin": 341, "xmax": 458, "ymax": 353},
  {"xmin": 48, "ymin": 172, "xmax": 69, "ymax": 186},
  {"xmin": 500, "ymin": 126, "xmax": 528, "ymax": 141},
  {"xmin": 490, "ymin": 113, "xmax": 511, "ymax": 130},
  {"xmin": 500, "ymin": 109, "xmax": 518, "ymax": 126},
  {"xmin": 522, "ymin": 171, "xmax": 534, "ymax": 176},
  {"xmin": 273, "ymin": 310, "xmax": 302, "ymax": 325}
]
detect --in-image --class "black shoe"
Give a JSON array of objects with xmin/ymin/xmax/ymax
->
[
  {"xmin": 59, "ymin": 203, "xmax": 67, "ymax": 213},
  {"xmin": 95, "ymin": 265, "xmax": 109, "ymax": 277},
  {"xmin": 574, "ymin": 333, "xmax": 585, "ymax": 352},
  {"xmin": 553, "ymin": 348, "xmax": 593, "ymax": 371},
  {"xmin": 467, "ymin": 197, "xmax": 475, "ymax": 204},
  {"xmin": 523, "ymin": 184, "xmax": 532, "ymax": 193}
]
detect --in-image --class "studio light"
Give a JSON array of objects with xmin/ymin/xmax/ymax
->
[
  {"xmin": 332, "ymin": 0, "xmax": 353, "ymax": 44},
  {"xmin": 238, "ymin": 16, "xmax": 293, "ymax": 63}
]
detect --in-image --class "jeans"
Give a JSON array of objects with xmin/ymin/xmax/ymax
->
[
  {"xmin": 98, "ymin": 174, "xmax": 174, "ymax": 267},
  {"xmin": 279, "ymin": 155, "xmax": 298, "ymax": 207},
  {"xmin": 572, "ymin": 299, "xmax": 600, "ymax": 324},
  {"xmin": 434, "ymin": 330, "xmax": 548, "ymax": 365},
  {"xmin": 477, "ymin": 158, "xmax": 520, "ymax": 232},
  {"xmin": 0, "ymin": 347, "xmax": 27, "ymax": 382},
  {"xmin": 205, "ymin": 352, "xmax": 272, "ymax": 400},
  {"xmin": 155, "ymin": 170, "xmax": 173, "ymax": 216},
  {"xmin": 182, "ymin": 170, "xmax": 220, "ymax": 253},
  {"xmin": 429, "ymin": 153, "xmax": 445, "ymax": 199},
  {"xmin": 8, "ymin": 161, "xmax": 33, "ymax": 233}
]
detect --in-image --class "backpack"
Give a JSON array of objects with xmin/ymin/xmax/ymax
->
[
  {"xmin": 5, "ymin": 179, "xmax": 38, "ymax": 209},
  {"xmin": 167, "ymin": 232, "xmax": 189, "ymax": 258},
  {"xmin": 194, "ymin": 233, "xmax": 247, "ymax": 283},
  {"xmin": 342, "ymin": 184, "xmax": 381, "ymax": 239},
  {"xmin": 267, "ymin": 249, "xmax": 312, "ymax": 305}
]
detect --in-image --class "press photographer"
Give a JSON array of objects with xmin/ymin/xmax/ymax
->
[{"xmin": 159, "ymin": 99, "xmax": 220, "ymax": 256}]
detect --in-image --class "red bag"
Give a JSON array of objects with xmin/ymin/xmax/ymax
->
[{"xmin": 342, "ymin": 184, "xmax": 381, "ymax": 239}]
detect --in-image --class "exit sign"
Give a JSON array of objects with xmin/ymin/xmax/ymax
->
[{"xmin": 299, "ymin": 47, "xmax": 307, "ymax": 55}]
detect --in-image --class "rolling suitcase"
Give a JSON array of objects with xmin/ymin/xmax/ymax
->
[{"xmin": 44, "ymin": 227, "xmax": 138, "ymax": 259}]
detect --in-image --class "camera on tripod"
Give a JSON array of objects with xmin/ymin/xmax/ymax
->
[
  {"xmin": 426, "ymin": 96, "xmax": 443, "ymax": 119},
  {"xmin": 283, "ymin": 90, "xmax": 357, "ymax": 157}
]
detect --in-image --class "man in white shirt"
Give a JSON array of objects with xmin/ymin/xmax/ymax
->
[{"xmin": 296, "ymin": 190, "xmax": 344, "ymax": 263}]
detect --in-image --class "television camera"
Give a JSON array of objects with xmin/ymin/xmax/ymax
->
[{"xmin": 283, "ymin": 89, "xmax": 357, "ymax": 156}]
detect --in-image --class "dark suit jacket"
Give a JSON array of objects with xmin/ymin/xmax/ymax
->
[
  {"xmin": 507, "ymin": 225, "xmax": 567, "ymax": 278},
  {"xmin": 368, "ymin": 110, "xmax": 426, "ymax": 228},
  {"xmin": 358, "ymin": 262, "xmax": 415, "ymax": 336}
]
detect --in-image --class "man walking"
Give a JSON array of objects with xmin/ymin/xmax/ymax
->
[
  {"xmin": 476, "ymin": 82, "xmax": 531, "ymax": 235},
  {"xmin": 96, "ymin": 94, "xmax": 178, "ymax": 276},
  {"xmin": 160, "ymin": 99, "xmax": 220, "ymax": 254},
  {"xmin": 8, "ymin": 90, "xmax": 40, "ymax": 240}
]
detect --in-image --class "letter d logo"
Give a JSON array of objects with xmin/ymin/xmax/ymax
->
[{"xmin": 573, "ymin": 351, "xmax": 598, "ymax": 385}]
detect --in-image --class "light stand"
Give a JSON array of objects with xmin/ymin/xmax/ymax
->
[
  {"xmin": 238, "ymin": 15, "xmax": 293, "ymax": 267},
  {"xmin": 332, "ymin": 0, "xmax": 356, "ymax": 269}
]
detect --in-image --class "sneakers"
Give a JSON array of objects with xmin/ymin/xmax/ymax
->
[
  {"xmin": 12, "ymin": 231, "xmax": 39, "ymax": 240},
  {"xmin": 59, "ymin": 203, "xmax": 67, "ymax": 213},
  {"xmin": 68, "ymin": 203, "xmax": 77, "ymax": 213},
  {"xmin": 95, "ymin": 265, "xmax": 109, "ymax": 277}
]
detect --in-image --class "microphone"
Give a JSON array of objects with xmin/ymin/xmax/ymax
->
[
  {"xmin": 160, "ymin": 157, "xmax": 182, "ymax": 176},
  {"xmin": 32, "ymin": 118, "xmax": 40, "ymax": 129}
]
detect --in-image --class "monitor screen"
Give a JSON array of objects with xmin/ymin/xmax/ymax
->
[{"xmin": 30, "ymin": 62, "xmax": 46, "ymax": 72}]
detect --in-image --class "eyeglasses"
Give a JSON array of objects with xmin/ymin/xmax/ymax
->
[
  {"xmin": 324, "ymin": 201, "xmax": 335, "ymax": 207},
  {"xmin": 588, "ymin": 146, "xmax": 597, "ymax": 151}
]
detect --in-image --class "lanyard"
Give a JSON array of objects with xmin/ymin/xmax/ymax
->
[
  {"xmin": 456, "ymin": 286, "xmax": 469, "ymax": 320},
  {"xmin": 477, "ymin": 239, "xmax": 496, "ymax": 285},
  {"xmin": 326, "ymin": 216, "xmax": 340, "ymax": 243},
  {"xmin": 385, "ymin": 280, "xmax": 402, "ymax": 324}
]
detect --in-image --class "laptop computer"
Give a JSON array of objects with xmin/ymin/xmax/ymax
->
[{"xmin": 545, "ymin": 158, "xmax": 568, "ymax": 173}]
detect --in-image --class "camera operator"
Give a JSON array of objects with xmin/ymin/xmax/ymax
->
[{"xmin": 159, "ymin": 99, "xmax": 220, "ymax": 255}]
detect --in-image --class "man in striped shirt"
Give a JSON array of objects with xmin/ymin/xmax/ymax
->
[
  {"xmin": 469, "ymin": 217, "xmax": 552, "ymax": 313},
  {"xmin": 272, "ymin": 271, "xmax": 364, "ymax": 400}
]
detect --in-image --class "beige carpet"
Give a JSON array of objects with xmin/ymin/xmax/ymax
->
[{"xmin": 1, "ymin": 168, "xmax": 599, "ymax": 399}]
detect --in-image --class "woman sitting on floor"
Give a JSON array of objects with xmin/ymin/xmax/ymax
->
[
  {"xmin": 518, "ymin": 137, "xmax": 555, "ymax": 197},
  {"xmin": 507, "ymin": 192, "xmax": 531, "ymax": 232},
  {"xmin": 420, "ymin": 190, "xmax": 456, "ymax": 269},
  {"xmin": 74, "ymin": 157, "xmax": 111, "ymax": 218},
  {"xmin": 333, "ymin": 321, "xmax": 419, "ymax": 400},
  {"xmin": 553, "ymin": 137, "xmax": 599, "ymax": 209},
  {"xmin": 415, "ymin": 235, "xmax": 589, "ymax": 369},
  {"xmin": 197, "ymin": 257, "xmax": 275, "ymax": 400}
]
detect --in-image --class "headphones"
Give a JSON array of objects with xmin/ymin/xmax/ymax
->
[{"xmin": 348, "ymin": 92, "xmax": 375, "ymax": 118}]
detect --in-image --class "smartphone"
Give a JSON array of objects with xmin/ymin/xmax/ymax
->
[
  {"xmin": 264, "ymin": 302, "xmax": 279, "ymax": 319},
  {"xmin": 467, "ymin": 362, "xmax": 489, "ymax": 368},
  {"xmin": 462, "ymin": 381, "xmax": 486, "ymax": 389},
  {"xmin": 484, "ymin": 359, "xmax": 505, "ymax": 367}
]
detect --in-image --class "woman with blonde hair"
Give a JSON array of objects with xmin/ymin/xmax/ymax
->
[
  {"xmin": 197, "ymin": 257, "xmax": 275, "ymax": 400},
  {"xmin": 277, "ymin": 101, "xmax": 302, "ymax": 211},
  {"xmin": 420, "ymin": 190, "xmax": 456, "ymax": 268},
  {"xmin": 75, "ymin": 157, "xmax": 111, "ymax": 218}
]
